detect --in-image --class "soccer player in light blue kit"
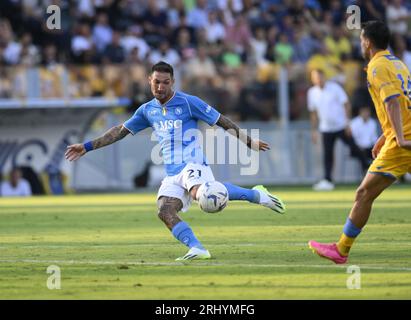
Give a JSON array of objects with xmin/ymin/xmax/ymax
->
[{"xmin": 65, "ymin": 62, "xmax": 285, "ymax": 261}]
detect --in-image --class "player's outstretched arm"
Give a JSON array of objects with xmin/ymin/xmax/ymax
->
[
  {"xmin": 385, "ymin": 97, "xmax": 411, "ymax": 150},
  {"xmin": 215, "ymin": 114, "xmax": 270, "ymax": 151},
  {"xmin": 65, "ymin": 124, "xmax": 130, "ymax": 161}
]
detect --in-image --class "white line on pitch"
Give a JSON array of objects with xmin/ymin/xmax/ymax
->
[
  {"xmin": 0, "ymin": 259, "xmax": 410, "ymax": 271},
  {"xmin": 0, "ymin": 242, "xmax": 411, "ymax": 249}
]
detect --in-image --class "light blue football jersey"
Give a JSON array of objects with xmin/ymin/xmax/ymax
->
[{"xmin": 123, "ymin": 91, "xmax": 221, "ymax": 176}]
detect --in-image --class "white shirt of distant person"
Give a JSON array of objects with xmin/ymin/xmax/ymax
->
[{"xmin": 0, "ymin": 168, "xmax": 32, "ymax": 197}]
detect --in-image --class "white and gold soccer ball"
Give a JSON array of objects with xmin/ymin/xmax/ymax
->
[{"xmin": 197, "ymin": 181, "xmax": 228, "ymax": 213}]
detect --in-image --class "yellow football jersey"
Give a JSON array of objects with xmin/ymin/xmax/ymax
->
[{"xmin": 367, "ymin": 49, "xmax": 411, "ymax": 158}]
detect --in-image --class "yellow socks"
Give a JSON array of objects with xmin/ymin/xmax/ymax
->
[
  {"xmin": 337, "ymin": 233, "xmax": 356, "ymax": 256},
  {"xmin": 337, "ymin": 217, "xmax": 362, "ymax": 256}
]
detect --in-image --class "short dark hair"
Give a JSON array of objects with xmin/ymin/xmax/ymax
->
[
  {"xmin": 151, "ymin": 61, "xmax": 174, "ymax": 77},
  {"xmin": 361, "ymin": 20, "xmax": 390, "ymax": 50}
]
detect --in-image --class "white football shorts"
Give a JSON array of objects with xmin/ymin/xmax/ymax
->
[{"xmin": 157, "ymin": 163, "xmax": 215, "ymax": 212}]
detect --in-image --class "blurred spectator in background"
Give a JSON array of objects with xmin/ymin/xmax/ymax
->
[
  {"xmin": 221, "ymin": 42, "xmax": 242, "ymax": 70},
  {"xmin": 391, "ymin": 33, "xmax": 411, "ymax": 71},
  {"xmin": 37, "ymin": 43, "xmax": 64, "ymax": 98},
  {"xmin": 218, "ymin": 0, "xmax": 244, "ymax": 15},
  {"xmin": 186, "ymin": 0, "xmax": 209, "ymax": 30},
  {"xmin": 76, "ymin": 0, "xmax": 96, "ymax": 19},
  {"xmin": 126, "ymin": 46, "xmax": 144, "ymax": 64},
  {"xmin": 0, "ymin": 18, "xmax": 21, "ymax": 65},
  {"xmin": 41, "ymin": 44, "xmax": 58, "ymax": 66},
  {"xmin": 278, "ymin": 14, "xmax": 296, "ymax": 41},
  {"xmin": 92, "ymin": 12, "xmax": 113, "ymax": 53},
  {"xmin": 0, "ymin": 167, "xmax": 32, "ymax": 197},
  {"xmin": 195, "ymin": 27, "xmax": 209, "ymax": 48},
  {"xmin": 264, "ymin": 25, "xmax": 278, "ymax": 63},
  {"xmin": 292, "ymin": 27, "xmax": 321, "ymax": 63},
  {"xmin": 19, "ymin": 32, "xmax": 40, "ymax": 66},
  {"xmin": 171, "ymin": 12, "xmax": 196, "ymax": 47},
  {"xmin": 184, "ymin": 45, "xmax": 217, "ymax": 85},
  {"xmin": 102, "ymin": 30, "xmax": 125, "ymax": 64},
  {"xmin": 249, "ymin": 27, "xmax": 268, "ymax": 66},
  {"xmin": 206, "ymin": 10, "xmax": 226, "ymax": 44},
  {"xmin": 350, "ymin": 106, "xmax": 379, "ymax": 164},
  {"xmin": 324, "ymin": 24, "xmax": 352, "ymax": 62},
  {"xmin": 39, "ymin": 44, "xmax": 64, "ymax": 98},
  {"xmin": 142, "ymin": 0, "xmax": 169, "ymax": 47},
  {"xmin": 306, "ymin": 44, "xmax": 340, "ymax": 81},
  {"xmin": 121, "ymin": 25, "xmax": 150, "ymax": 62},
  {"xmin": 167, "ymin": 0, "xmax": 185, "ymax": 29},
  {"xmin": 317, "ymin": 11, "xmax": 334, "ymax": 36},
  {"xmin": 274, "ymin": 33, "xmax": 294, "ymax": 65},
  {"xmin": 308, "ymin": 69, "xmax": 368, "ymax": 191},
  {"xmin": 175, "ymin": 28, "xmax": 196, "ymax": 61},
  {"xmin": 225, "ymin": 12, "xmax": 252, "ymax": 60},
  {"xmin": 148, "ymin": 39, "xmax": 181, "ymax": 67},
  {"xmin": 71, "ymin": 23, "xmax": 94, "ymax": 64},
  {"xmin": 386, "ymin": 0, "xmax": 410, "ymax": 36},
  {"xmin": 328, "ymin": 0, "xmax": 344, "ymax": 25},
  {"xmin": 358, "ymin": 0, "xmax": 387, "ymax": 22}
]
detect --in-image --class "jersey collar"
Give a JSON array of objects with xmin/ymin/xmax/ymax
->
[
  {"xmin": 368, "ymin": 49, "xmax": 391, "ymax": 65},
  {"xmin": 364, "ymin": 49, "xmax": 391, "ymax": 73}
]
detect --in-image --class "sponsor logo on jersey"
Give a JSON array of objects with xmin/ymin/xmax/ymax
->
[{"xmin": 154, "ymin": 120, "xmax": 182, "ymax": 131}]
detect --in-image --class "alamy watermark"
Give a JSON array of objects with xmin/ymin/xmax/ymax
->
[
  {"xmin": 150, "ymin": 126, "xmax": 261, "ymax": 176},
  {"xmin": 346, "ymin": 265, "xmax": 361, "ymax": 289},
  {"xmin": 346, "ymin": 5, "xmax": 361, "ymax": 30},
  {"xmin": 46, "ymin": 5, "xmax": 61, "ymax": 30},
  {"xmin": 47, "ymin": 265, "xmax": 61, "ymax": 290}
]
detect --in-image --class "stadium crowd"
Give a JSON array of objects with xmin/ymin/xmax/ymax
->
[{"xmin": 0, "ymin": 0, "xmax": 410, "ymax": 120}]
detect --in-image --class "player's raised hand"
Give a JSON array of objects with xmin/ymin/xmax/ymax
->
[
  {"xmin": 65, "ymin": 144, "xmax": 86, "ymax": 161},
  {"xmin": 251, "ymin": 139, "xmax": 270, "ymax": 151}
]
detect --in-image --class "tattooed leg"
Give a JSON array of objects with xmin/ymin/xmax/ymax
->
[
  {"xmin": 157, "ymin": 196, "xmax": 205, "ymax": 250},
  {"xmin": 157, "ymin": 196, "xmax": 183, "ymax": 230}
]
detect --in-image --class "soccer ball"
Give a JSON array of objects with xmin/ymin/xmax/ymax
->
[{"xmin": 197, "ymin": 181, "xmax": 229, "ymax": 213}]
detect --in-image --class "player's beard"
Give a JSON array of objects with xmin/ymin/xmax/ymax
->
[
  {"xmin": 155, "ymin": 92, "xmax": 166, "ymax": 100},
  {"xmin": 155, "ymin": 91, "xmax": 167, "ymax": 100},
  {"xmin": 361, "ymin": 46, "xmax": 370, "ymax": 61},
  {"xmin": 155, "ymin": 90, "xmax": 173, "ymax": 103}
]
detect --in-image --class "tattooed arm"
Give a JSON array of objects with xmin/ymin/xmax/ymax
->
[
  {"xmin": 215, "ymin": 114, "xmax": 270, "ymax": 151},
  {"xmin": 65, "ymin": 124, "xmax": 130, "ymax": 161}
]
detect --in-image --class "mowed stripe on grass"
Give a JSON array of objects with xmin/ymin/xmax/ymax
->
[{"xmin": 0, "ymin": 186, "xmax": 410, "ymax": 299}]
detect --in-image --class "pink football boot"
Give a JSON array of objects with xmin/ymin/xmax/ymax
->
[{"xmin": 308, "ymin": 240, "xmax": 348, "ymax": 264}]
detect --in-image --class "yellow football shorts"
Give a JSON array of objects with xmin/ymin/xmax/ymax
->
[{"xmin": 369, "ymin": 154, "xmax": 411, "ymax": 179}]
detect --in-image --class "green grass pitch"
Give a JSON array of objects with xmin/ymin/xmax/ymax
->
[{"xmin": 0, "ymin": 185, "xmax": 410, "ymax": 299}]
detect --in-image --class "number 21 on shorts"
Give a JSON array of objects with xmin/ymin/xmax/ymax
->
[{"xmin": 187, "ymin": 169, "xmax": 202, "ymax": 179}]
